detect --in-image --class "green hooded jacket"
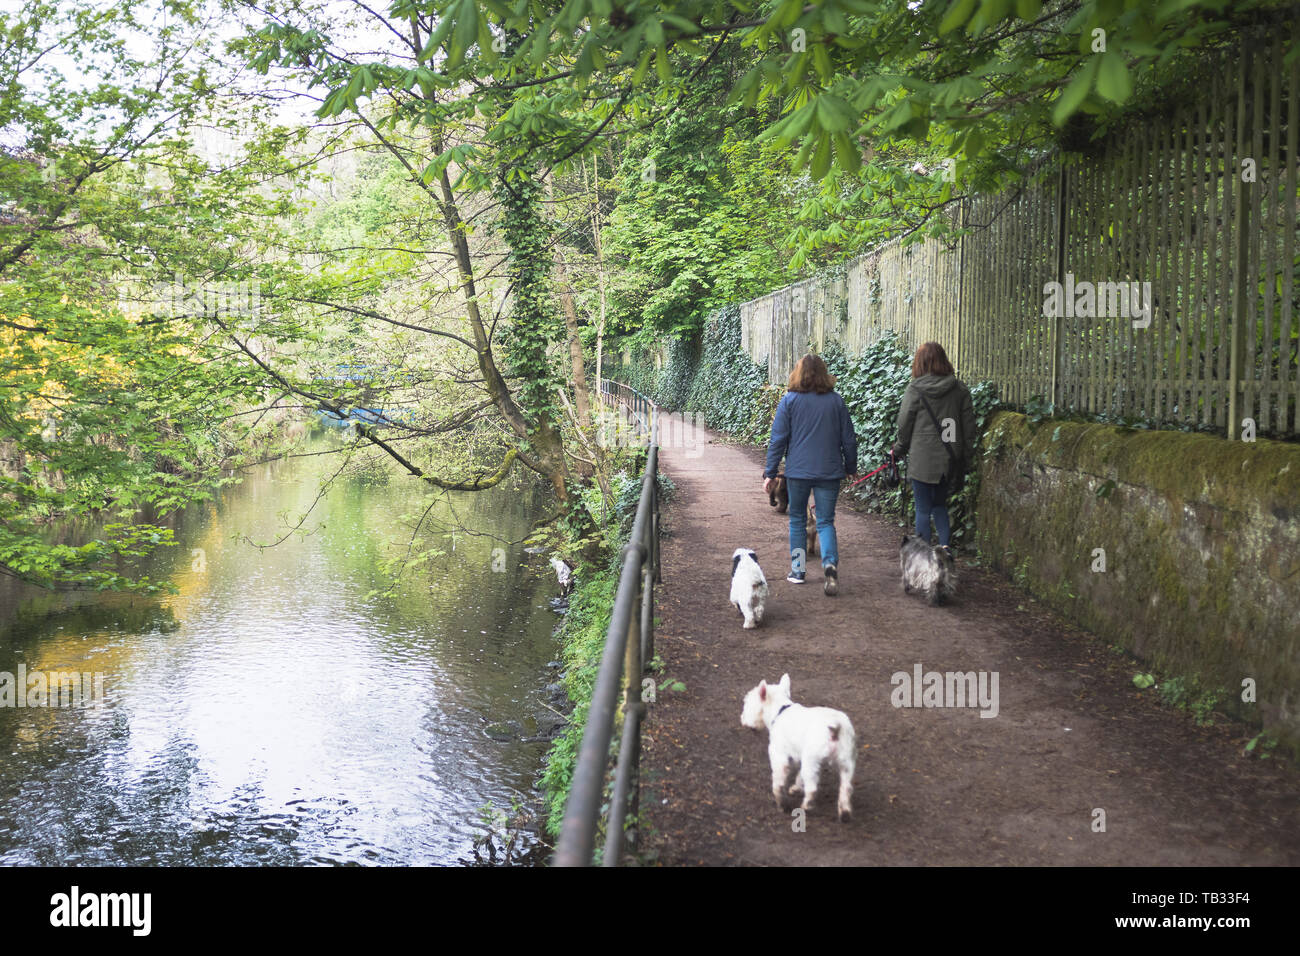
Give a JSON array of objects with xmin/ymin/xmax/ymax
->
[{"xmin": 895, "ymin": 374, "xmax": 976, "ymax": 485}]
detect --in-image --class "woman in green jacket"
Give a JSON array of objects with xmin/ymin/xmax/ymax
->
[{"xmin": 892, "ymin": 342, "xmax": 976, "ymax": 551}]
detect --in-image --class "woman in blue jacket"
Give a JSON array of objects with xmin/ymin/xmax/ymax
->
[{"xmin": 762, "ymin": 354, "xmax": 859, "ymax": 595}]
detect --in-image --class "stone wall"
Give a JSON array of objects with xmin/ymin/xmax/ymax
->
[{"xmin": 976, "ymin": 411, "xmax": 1300, "ymax": 750}]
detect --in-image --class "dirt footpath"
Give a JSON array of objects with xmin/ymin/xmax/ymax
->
[{"xmin": 638, "ymin": 421, "xmax": 1300, "ymax": 866}]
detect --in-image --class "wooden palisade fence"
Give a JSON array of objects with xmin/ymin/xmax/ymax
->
[{"xmin": 739, "ymin": 26, "xmax": 1299, "ymax": 440}]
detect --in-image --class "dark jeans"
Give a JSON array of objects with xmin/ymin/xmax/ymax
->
[
  {"xmin": 786, "ymin": 478, "xmax": 840, "ymax": 570},
  {"xmin": 911, "ymin": 477, "xmax": 951, "ymax": 547}
]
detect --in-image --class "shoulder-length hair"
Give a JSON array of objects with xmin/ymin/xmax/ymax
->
[
  {"xmin": 787, "ymin": 353, "xmax": 836, "ymax": 393},
  {"xmin": 911, "ymin": 341, "xmax": 955, "ymax": 378}
]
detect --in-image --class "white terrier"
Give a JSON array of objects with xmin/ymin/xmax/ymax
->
[
  {"xmin": 729, "ymin": 548, "xmax": 769, "ymax": 629},
  {"xmin": 741, "ymin": 673, "xmax": 855, "ymax": 822}
]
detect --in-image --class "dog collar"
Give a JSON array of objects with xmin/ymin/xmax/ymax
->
[{"xmin": 771, "ymin": 703, "xmax": 792, "ymax": 725}]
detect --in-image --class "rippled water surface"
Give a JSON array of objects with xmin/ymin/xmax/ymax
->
[{"xmin": 0, "ymin": 440, "xmax": 560, "ymax": 865}]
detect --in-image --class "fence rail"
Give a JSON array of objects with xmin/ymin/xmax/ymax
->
[
  {"xmin": 553, "ymin": 379, "xmax": 660, "ymax": 867},
  {"xmin": 737, "ymin": 26, "xmax": 1300, "ymax": 440}
]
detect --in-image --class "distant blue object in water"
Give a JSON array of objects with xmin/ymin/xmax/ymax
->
[{"xmin": 316, "ymin": 406, "xmax": 414, "ymax": 428}]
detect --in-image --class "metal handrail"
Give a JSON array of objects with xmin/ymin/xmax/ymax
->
[{"xmin": 553, "ymin": 379, "xmax": 660, "ymax": 867}]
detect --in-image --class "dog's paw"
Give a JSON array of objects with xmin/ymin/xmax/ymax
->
[{"xmin": 838, "ymin": 809, "xmax": 852, "ymax": 824}]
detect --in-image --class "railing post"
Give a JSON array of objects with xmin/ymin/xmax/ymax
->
[{"xmin": 603, "ymin": 574, "xmax": 643, "ymax": 867}]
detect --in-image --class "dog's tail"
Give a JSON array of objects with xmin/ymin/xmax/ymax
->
[{"xmin": 826, "ymin": 720, "xmax": 853, "ymax": 757}]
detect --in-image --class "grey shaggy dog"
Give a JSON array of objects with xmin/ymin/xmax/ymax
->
[{"xmin": 899, "ymin": 535, "xmax": 957, "ymax": 606}]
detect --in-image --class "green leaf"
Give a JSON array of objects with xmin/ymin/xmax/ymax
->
[
  {"xmin": 655, "ymin": 44, "xmax": 671, "ymax": 83},
  {"xmin": 810, "ymin": 132, "xmax": 832, "ymax": 180},
  {"xmin": 939, "ymin": 0, "xmax": 977, "ymax": 34},
  {"xmin": 631, "ymin": 48, "xmax": 653, "ymax": 86},
  {"xmin": 815, "ymin": 94, "xmax": 855, "ymax": 133},
  {"xmin": 1095, "ymin": 52, "xmax": 1132, "ymax": 104},
  {"xmin": 448, "ymin": 0, "xmax": 479, "ymax": 70},
  {"xmin": 833, "ymin": 131, "xmax": 861, "ymax": 173},
  {"xmin": 1052, "ymin": 56, "xmax": 1099, "ymax": 126}
]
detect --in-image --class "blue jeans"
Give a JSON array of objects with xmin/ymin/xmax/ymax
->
[
  {"xmin": 786, "ymin": 478, "xmax": 840, "ymax": 570},
  {"xmin": 911, "ymin": 478, "xmax": 951, "ymax": 546}
]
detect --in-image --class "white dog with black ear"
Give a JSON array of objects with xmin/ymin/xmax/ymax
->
[
  {"xmin": 741, "ymin": 673, "xmax": 855, "ymax": 822},
  {"xmin": 730, "ymin": 548, "xmax": 768, "ymax": 629}
]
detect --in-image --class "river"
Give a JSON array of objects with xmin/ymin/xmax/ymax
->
[{"xmin": 0, "ymin": 436, "xmax": 562, "ymax": 865}]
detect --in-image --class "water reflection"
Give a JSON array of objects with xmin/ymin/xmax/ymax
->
[{"xmin": 0, "ymin": 438, "xmax": 560, "ymax": 865}]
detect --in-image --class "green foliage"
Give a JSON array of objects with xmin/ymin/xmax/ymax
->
[
  {"xmin": 539, "ymin": 562, "xmax": 618, "ymax": 839},
  {"xmin": 602, "ymin": 86, "xmax": 779, "ymax": 339},
  {"xmin": 823, "ymin": 334, "xmax": 914, "ymax": 515},
  {"xmin": 1025, "ymin": 394, "xmax": 1056, "ymax": 424},
  {"xmin": 1157, "ymin": 675, "xmax": 1226, "ymax": 727},
  {"xmin": 602, "ymin": 78, "xmax": 946, "ymax": 339},
  {"xmin": 1025, "ymin": 395, "xmax": 1226, "ymax": 438},
  {"xmin": 495, "ymin": 169, "xmax": 566, "ymax": 439},
  {"xmin": 612, "ymin": 350, "xmax": 662, "ymax": 403},
  {"xmin": 408, "ymin": 0, "xmax": 1265, "ymax": 190},
  {"xmin": 682, "ymin": 305, "xmax": 771, "ymax": 441},
  {"xmin": 608, "ymin": 337, "xmax": 701, "ymax": 413},
  {"xmin": 1245, "ymin": 730, "xmax": 1279, "ymax": 759},
  {"xmin": 654, "ymin": 338, "xmax": 700, "ymax": 413},
  {"xmin": 1134, "ymin": 670, "xmax": 1227, "ymax": 727},
  {"xmin": 612, "ymin": 466, "xmax": 676, "ymax": 537},
  {"xmin": 948, "ymin": 379, "xmax": 1001, "ymax": 545},
  {"xmin": 0, "ymin": 0, "xmax": 277, "ymax": 591}
]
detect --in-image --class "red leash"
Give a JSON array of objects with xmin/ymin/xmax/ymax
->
[{"xmin": 851, "ymin": 458, "xmax": 894, "ymax": 488}]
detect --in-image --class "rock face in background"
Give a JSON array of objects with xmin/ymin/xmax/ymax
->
[{"xmin": 976, "ymin": 411, "xmax": 1300, "ymax": 753}]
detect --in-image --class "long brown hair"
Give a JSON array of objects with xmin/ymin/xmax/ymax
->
[
  {"xmin": 787, "ymin": 353, "xmax": 836, "ymax": 393},
  {"xmin": 911, "ymin": 342, "xmax": 955, "ymax": 378}
]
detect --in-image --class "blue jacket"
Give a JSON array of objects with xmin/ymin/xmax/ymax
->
[{"xmin": 764, "ymin": 390, "xmax": 859, "ymax": 481}]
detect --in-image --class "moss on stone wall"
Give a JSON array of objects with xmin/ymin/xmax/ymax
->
[{"xmin": 977, "ymin": 411, "xmax": 1300, "ymax": 754}]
